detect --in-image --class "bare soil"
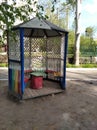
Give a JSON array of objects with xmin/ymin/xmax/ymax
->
[{"xmin": 0, "ymin": 80, "xmax": 97, "ymax": 130}]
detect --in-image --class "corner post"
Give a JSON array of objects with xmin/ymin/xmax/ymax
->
[
  {"xmin": 62, "ymin": 32, "xmax": 68, "ymax": 89},
  {"xmin": 20, "ymin": 28, "xmax": 24, "ymax": 95}
]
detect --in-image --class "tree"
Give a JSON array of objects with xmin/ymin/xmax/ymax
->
[
  {"xmin": 85, "ymin": 26, "xmax": 96, "ymax": 58},
  {"xmin": 61, "ymin": 0, "xmax": 81, "ymax": 66},
  {"xmin": 85, "ymin": 26, "xmax": 96, "ymax": 38},
  {"xmin": 0, "ymin": 0, "xmax": 56, "ymax": 44},
  {"xmin": 74, "ymin": 0, "xmax": 81, "ymax": 65},
  {"xmin": 60, "ymin": 0, "xmax": 75, "ymax": 29},
  {"xmin": 39, "ymin": 0, "xmax": 66, "ymax": 29},
  {"xmin": 45, "ymin": 2, "xmax": 59, "ymax": 25},
  {"xmin": 85, "ymin": 26, "xmax": 96, "ymax": 49},
  {"xmin": 0, "ymin": 0, "xmax": 37, "ymax": 44}
]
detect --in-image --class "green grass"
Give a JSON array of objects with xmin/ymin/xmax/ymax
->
[
  {"xmin": 80, "ymin": 64, "xmax": 97, "ymax": 68},
  {"xmin": 66, "ymin": 63, "xmax": 97, "ymax": 68},
  {"xmin": 0, "ymin": 63, "xmax": 8, "ymax": 67}
]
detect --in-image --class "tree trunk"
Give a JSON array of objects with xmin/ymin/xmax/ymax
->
[
  {"xmin": 74, "ymin": 0, "xmax": 81, "ymax": 66},
  {"xmin": 74, "ymin": 33, "xmax": 80, "ymax": 65}
]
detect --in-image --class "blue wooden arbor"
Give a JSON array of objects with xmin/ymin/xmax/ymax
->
[{"xmin": 7, "ymin": 17, "xmax": 68, "ymax": 100}]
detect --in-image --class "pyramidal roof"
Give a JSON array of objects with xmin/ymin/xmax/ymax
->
[{"xmin": 13, "ymin": 17, "xmax": 68, "ymax": 37}]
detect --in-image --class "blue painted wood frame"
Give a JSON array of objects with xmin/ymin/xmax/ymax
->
[
  {"xmin": 7, "ymin": 30, "xmax": 11, "ymax": 91},
  {"xmin": 20, "ymin": 28, "xmax": 24, "ymax": 95},
  {"xmin": 61, "ymin": 32, "xmax": 68, "ymax": 89}
]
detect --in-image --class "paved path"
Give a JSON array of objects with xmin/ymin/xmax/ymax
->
[
  {"xmin": 66, "ymin": 68, "xmax": 97, "ymax": 81},
  {"xmin": 0, "ymin": 67, "xmax": 97, "ymax": 81},
  {"xmin": 0, "ymin": 67, "xmax": 8, "ymax": 80}
]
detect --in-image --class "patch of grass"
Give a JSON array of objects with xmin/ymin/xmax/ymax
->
[
  {"xmin": 0, "ymin": 63, "xmax": 8, "ymax": 67},
  {"xmin": 80, "ymin": 64, "xmax": 97, "ymax": 68},
  {"xmin": 66, "ymin": 63, "xmax": 97, "ymax": 68},
  {"xmin": 66, "ymin": 63, "xmax": 79, "ymax": 68}
]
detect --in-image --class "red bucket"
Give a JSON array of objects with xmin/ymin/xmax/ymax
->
[{"xmin": 31, "ymin": 76, "xmax": 43, "ymax": 89}]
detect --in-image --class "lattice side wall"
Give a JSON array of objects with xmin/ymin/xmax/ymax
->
[
  {"xmin": 24, "ymin": 37, "xmax": 46, "ymax": 71},
  {"xmin": 23, "ymin": 36, "xmax": 63, "ymax": 81},
  {"xmin": 46, "ymin": 37, "xmax": 62, "ymax": 80},
  {"xmin": 8, "ymin": 30, "xmax": 22, "ymax": 97},
  {"xmin": 8, "ymin": 30, "xmax": 20, "ymax": 61}
]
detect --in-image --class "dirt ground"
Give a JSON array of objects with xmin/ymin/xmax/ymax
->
[{"xmin": 0, "ymin": 80, "xmax": 97, "ymax": 130}]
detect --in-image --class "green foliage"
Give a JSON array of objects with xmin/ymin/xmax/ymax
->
[
  {"xmin": 0, "ymin": 0, "xmax": 58, "ymax": 44},
  {"xmin": 0, "ymin": 0, "xmax": 55, "ymax": 44},
  {"xmin": 0, "ymin": 1, "xmax": 35, "ymax": 29},
  {"xmin": 68, "ymin": 30, "xmax": 75, "ymax": 45},
  {"xmin": 80, "ymin": 34, "xmax": 97, "ymax": 57},
  {"xmin": 67, "ymin": 30, "xmax": 75, "ymax": 58},
  {"xmin": 62, "ymin": 0, "xmax": 76, "ymax": 11},
  {"xmin": 85, "ymin": 26, "xmax": 96, "ymax": 38},
  {"xmin": 46, "ymin": 12, "xmax": 64, "ymax": 28},
  {"xmin": 0, "ymin": 0, "xmax": 36, "ymax": 44},
  {"xmin": 68, "ymin": 31, "xmax": 97, "ymax": 58}
]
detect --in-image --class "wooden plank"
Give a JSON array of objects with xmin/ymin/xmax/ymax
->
[{"xmin": 23, "ymin": 80, "xmax": 64, "ymax": 100}]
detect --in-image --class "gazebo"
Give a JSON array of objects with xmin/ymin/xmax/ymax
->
[{"xmin": 7, "ymin": 17, "xmax": 68, "ymax": 100}]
